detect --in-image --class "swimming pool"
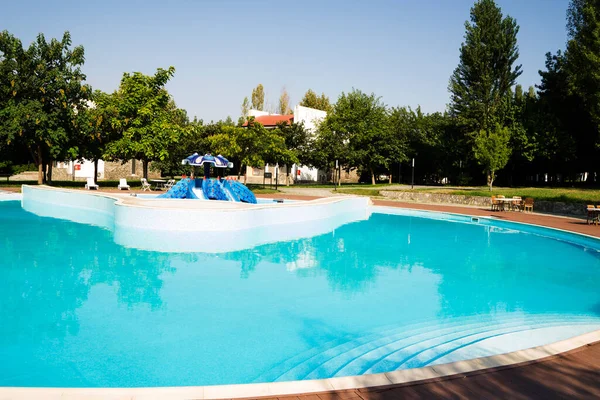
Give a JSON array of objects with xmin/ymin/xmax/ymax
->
[{"xmin": 1, "ymin": 199, "xmax": 599, "ymax": 388}]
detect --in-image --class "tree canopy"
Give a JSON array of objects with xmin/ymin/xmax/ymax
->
[
  {"xmin": 299, "ymin": 89, "xmax": 333, "ymax": 113},
  {"xmin": 0, "ymin": 30, "xmax": 90, "ymax": 183},
  {"xmin": 103, "ymin": 67, "xmax": 186, "ymax": 178},
  {"xmin": 2, "ymin": 0, "xmax": 600, "ymax": 189}
]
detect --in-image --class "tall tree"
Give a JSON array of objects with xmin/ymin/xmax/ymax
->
[
  {"xmin": 278, "ymin": 87, "xmax": 291, "ymax": 115},
  {"xmin": 449, "ymin": 0, "xmax": 521, "ymax": 188},
  {"xmin": 566, "ymin": 0, "xmax": 600, "ymax": 149},
  {"xmin": 77, "ymin": 90, "xmax": 120, "ymax": 183},
  {"xmin": 103, "ymin": 67, "xmax": 183, "ymax": 179},
  {"xmin": 240, "ymin": 96, "xmax": 250, "ymax": 120},
  {"xmin": 251, "ymin": 84, "xmax": 264, "ymax": 111},
  {"xmin": 0, "ymin": 31, "xmax": 90, "ymax": 184},
  {"xmin": 322, "ymin": 89, "xmax": 399, "ymax": 185},
  {"xmin": 449, "ymin": 0, "xmax": 522, "ymax": 132},
  {"xmin": 299, "ymin": 89, "xmax": 333, "ymax": 112}
]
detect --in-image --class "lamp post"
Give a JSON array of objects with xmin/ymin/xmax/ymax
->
[{"xmin": 411, "ymin": 158, "xmax": 415, "ymax": 189}]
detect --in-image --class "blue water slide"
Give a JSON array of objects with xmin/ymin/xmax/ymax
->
[
  {"xmin": 157, "ymin": 178, "xmax": 199, "ymax": 199},
  {"xmin": 202, "ymin": 178, "xmax": 229, "ymax": 201},
  {"xmin": 227, "ymin": 180, "xmax": 257, "ymax": 204},
  {"xmin": 219, "ymin": 179, "xmax": 240, "ymax": 202},
  {"xmin": 156, "ymin": 177, "xmax": 255, "ymax": 203}
]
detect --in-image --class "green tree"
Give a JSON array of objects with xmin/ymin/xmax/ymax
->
[
  {"xmin": 77, "ymin": 90, "xmax": 120, "ymax": 183},
  {"xmin": 536, "ymin": 50, "xmax": 592, "ymax": 181},
  {"xmin": 449, "ymin": 0, "xmax": 521, "ymax": 186},
  {"xmin": 449, "ymin": 0, "xmax": 522, "ymax": 132},
  {"xmin": 0, "ymin": 31, "xmax": 90, "ymax": 184},
  {"xmin": 251, "ymin": 84, "xmax": 264, "ymax": 111},
  {"xmin": 103, "ymin": 67, "xmax": 184, "ymax": 179},
  {"xmin": 278, "ymin": 87, "xmax": 291, "ymax": 115},
  {"xmin": 207, "ymin": 121, "xmax": 292, "ymax": 183},
  {"xmin": 299, "ymin": 89, "xmax": 333, "ymax": 112},
  {"xmin": 472, "ymin": 124, "xmax": 512, "ymax": 190},
  {"xmin": 566, "ymin": 0, "xmax": 600, "ymax": 147},
  {"xmin": 273, "ymin": 121, "xmax": 310, "ymax": 185},
  {"xmin": 322, "ymin": 89, "xmax": 399, "ymax": 185},
  {"xmin": 240, "ymin": 96, "xmax": 250, "ymax": 120}
]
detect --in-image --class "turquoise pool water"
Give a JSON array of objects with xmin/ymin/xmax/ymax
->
[{"xmin": 1, "ymin": 200, "xmax": 600, "ymax": 387}]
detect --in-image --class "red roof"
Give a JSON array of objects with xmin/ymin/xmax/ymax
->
[{"xmin": 243, "ymin": 114, "xmax": 294, "ymax": 127}]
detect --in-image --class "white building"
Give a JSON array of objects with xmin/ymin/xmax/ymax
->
[{"xmin": 244, "ymin": 105, "xmax": 328, "ymax": 184}]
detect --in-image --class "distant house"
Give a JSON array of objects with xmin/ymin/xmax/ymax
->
[
  {"xmin": 242, "ymin": 113, "xmax": 294, "ymax": 129},
  {"xmin": 242, "ymin": 105, "xmax": 332, "ymax": 185},
  {"xmin": 241, "ymin": 105, "xmax": 359, "ymax": 185}
]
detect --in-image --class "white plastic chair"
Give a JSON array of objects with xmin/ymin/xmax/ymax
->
[
  {"xmin": 118, "ymin": 178, "xmax": 130, "ymax": 190},
  {"xmin": 140, "ymin": 178, "xmax": 152, "ymax": 191},
  {"xmin": 85, "ymin": 177, "xmax": 99, "ymax": 190},
  {"xmin": 165, "ymin": 179, "xmax": 175, "ymax": 190}
]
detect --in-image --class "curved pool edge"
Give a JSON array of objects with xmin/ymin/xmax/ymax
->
[
  {"xmin": 373, "ymin": 204, "xmax": 600, "ymax": 249},
  {"xmin": 19, "ymin": 185, "xmax": 373, "ymax": 253},
  {"xmin": 1, "ymin": 329, "xmax": 599, "ymax": 400}
]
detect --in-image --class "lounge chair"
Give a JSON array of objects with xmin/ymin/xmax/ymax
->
[
  {"xmin": 512, "ymin": 196, "xmax": 522, "ymax": 211},
  {"xmin": 85, "ymin": 177, "xmax": 99, "ymax": 190},
  {"xmin": 117, "ymin": 178, "xmax": 130, "ymax": 190},
  {"xmin": 523, "ymin": 197, "xmax": 534, "ymax": 212},
  {"xmin": 141, "ymin": 178, "xmax": 152, "ymax": 191},
  {"xmin": 588, "ymin": 205, "xmax": 600, "ymax": 225},
  {"xmin": 164, "ymin": 179, "xmax": 176, "ymax": 190},
  {"xmin": 491, "ymin": 195, "xmax": 504, "ymax": 211}
]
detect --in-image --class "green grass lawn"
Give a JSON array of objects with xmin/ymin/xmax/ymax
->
[
  {"xmin": 337, "ymin": 188, "xmax": 383, "ymax": 197},
  {"xmin": 290, "ymin": 182, "xmax": 400, "ymax": 189},
  {"xmin": 400, "ymin": 187, "xmax": 600, "ymax": 204}
]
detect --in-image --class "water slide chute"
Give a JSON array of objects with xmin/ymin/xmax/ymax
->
[{"xmin": 156, "ymin": 178, "xmax": 201, "ymax": 199}]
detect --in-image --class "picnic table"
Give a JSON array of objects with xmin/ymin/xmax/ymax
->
[
  {"xmin": 499, "ymin": 197, "xmax": 520, "ymax": 210},
  {"xmin": 150, "ymin": 179, "xmax": 167, "ymax": 190}
]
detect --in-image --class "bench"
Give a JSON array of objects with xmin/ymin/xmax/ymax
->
[{"xmin": 0, "ymin": 173, "xmax": 11, "ymax": 182}]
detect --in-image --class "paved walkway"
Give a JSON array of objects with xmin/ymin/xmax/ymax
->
[
  {"xmin": 248, "ymin": 194, "xmax": 600, "ymax": 400},
  {"xmin": 262, "ymin": 341, "xmax": 600, "ymax": 400}
]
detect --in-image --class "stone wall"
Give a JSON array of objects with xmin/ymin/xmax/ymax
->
[{"xmin": 380, "ymin": 190, "xmax": 588, "ymax": 217}]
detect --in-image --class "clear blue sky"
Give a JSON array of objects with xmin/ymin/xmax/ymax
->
[{"xmin": 1, "ymin": 0, "xmax": 569, "ymax": 122}]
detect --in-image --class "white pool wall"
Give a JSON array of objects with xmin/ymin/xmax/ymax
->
[{"xmin": 21, "ymin": 185, "xmax": 372, "ymax": 253}]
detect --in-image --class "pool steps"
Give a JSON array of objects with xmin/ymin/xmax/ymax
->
[{"xmin": 255, "ymin": 314, "xmax": 600, "ymax": 383}]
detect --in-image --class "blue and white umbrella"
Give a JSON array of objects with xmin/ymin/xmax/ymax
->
[{"xmin": 182, "ymin": 153, "xmax": 233, "ymax": 168}]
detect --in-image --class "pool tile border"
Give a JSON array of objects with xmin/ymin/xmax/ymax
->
[{"xmin": 1, "ymin": 329, "xmax": 599, "ymax": 399}]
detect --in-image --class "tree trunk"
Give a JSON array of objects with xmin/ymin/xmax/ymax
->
[
  {"xmin": 47, "ymin": 160, "xmax": 53, "ymax": 183},
  {"xmin": 370, "ymin": 167, "xmax": 376, "ymax": 185},
  {"xmin": 487, "ymin": 171, "xmax": 494, "ymax": 191},
  {"xmin": 93, "ymin": 159, "xmax": 99, "ymax": 184},
  {"xmin": 37, "ymin": 162, "xmax": 43, "ymax": 185},
  {"xmin": 42, "ymin": 159, "xmax": 47, "ymax": 184},
  {"xmin": 389, "ymin": 174, "xmax": 392, "ymax": 184},
  {"xmin": 143, "ymin": 160, "xmax": 149, "ymax": 179},
  {"xmin": 285, "ymin": 164, "xmax": 290, "ymax": 186},
  {"xmin": 237, "ymin": 164, "xmax": 243, "ymax": 180},
  {"xmin": 33, "ymin": 145, "xmax": 42, "ymax": 184}
]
